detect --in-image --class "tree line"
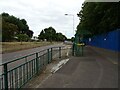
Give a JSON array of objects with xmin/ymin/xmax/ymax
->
[
  {"xmin": 76, "ymin": 2, "xmax": 119, "ymax": 38},
  {"xmin": 1, "ymin": 12, "xmax": 68, "ymax": 42},
  {"xmin": 38, "ymin": 27, "xmax": 67, "ymax": 42},
  {"xmin": 1, "ymin": 12, "xmax": 34, "ymax": 42}
]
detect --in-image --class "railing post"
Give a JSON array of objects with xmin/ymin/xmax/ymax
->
[
  {"xmin": 25, "ymin": 57, "xmax": 29, "ymax": 80},
  {"xmin": 36, "ymin": 53, "xmax": 39, "ymax": 74},
  {"xmin": 47, "ymin": 49, "xmax": 50, "ymax": 64},
  {"xmin": 59, "ymin": 47, "xmax": 61, "ymax": 58},
  {"xmin": 72, "ymin": 43, "xmax": 74, "ymax": 56},
  {"xmin": 51, "ymin": 48, "xmax": 52, "ymax": 62},
  {"xmin": 4, "ymin": 63, "xmax": 8, "ymax": 90}
]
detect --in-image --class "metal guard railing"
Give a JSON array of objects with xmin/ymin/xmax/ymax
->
[{"xmin": 0, "ymin": 46, "xmax": 72, "ymax": 90}]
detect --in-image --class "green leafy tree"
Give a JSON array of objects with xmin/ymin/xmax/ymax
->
[
  {"xmin": 1, "ymin": 12, "xmax": 34, "ymax": 41},
  {"xmin": 17, "ymin": 34, "xmax": 29, "ymax": 44},
  {"xmin": 56, "ymin": 33, "xmax": 67, "ymax": 41},
  {"xmin": 38, "ymin": 30, "xmax": 45, "ymax": 41},
  {"xmin": 44, "ymin": 27, "xmax": 56, "ymax": 42},
  {"xmin": 71, "ymin": 37, "xmax": 75, "ymax": 42},
  {"xmin": 26, "ymin": 30, "xmax": 34, "ymax": 38},
  {"xmin": 77, "ymin": 2, "xmax": 119, "ymax": 37},
  {"xmin": 38, "ymin": 27, "xmax": 67, "ymax": 42},
  {"xmin": 2, "ymin": 20, "xmax": 18, "ymax": 41},
  {"xmin": 38, "ymin": 27, "xmax": 56, "ymax": 42}
]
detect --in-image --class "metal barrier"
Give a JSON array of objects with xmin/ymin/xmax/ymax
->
[
  {"xmin": 73, "ymin": 43, "xmax": 84, "ymax": 56},
  {"xmin": 0, "ymin": 46, "xmax": 72, "ymax": 90}
]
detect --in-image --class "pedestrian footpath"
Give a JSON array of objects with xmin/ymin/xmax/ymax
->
[{"xmin": 24, "ymin": 46, "xmax": 118, "ymax": 88}]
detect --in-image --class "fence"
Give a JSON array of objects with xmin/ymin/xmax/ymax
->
[
  {"xmin": 0, "ymin": 46, "xmax": 72, "ymax": 90},
  {"xmin": 85, "ymin": 29, "xmax": 120, "ymax": 52}
]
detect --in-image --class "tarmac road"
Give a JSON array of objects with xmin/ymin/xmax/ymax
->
[{"xmin": 2, "ymin": 43, "xmax": 64, "ymax": 64}]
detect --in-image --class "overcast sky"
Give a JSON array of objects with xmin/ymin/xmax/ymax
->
[{"xmin": 0, "ymin": 0, "xmax": 85, "ymax": 38}]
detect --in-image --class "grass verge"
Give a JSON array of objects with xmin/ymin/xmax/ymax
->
[{"xmin": 2, "ymin": 42, "xmax": 59, "ymax": 54}]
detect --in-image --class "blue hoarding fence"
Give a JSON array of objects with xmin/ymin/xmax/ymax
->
[{"xmin": 85, "ymin": 29, "xmax": 120, "ymax": 52}]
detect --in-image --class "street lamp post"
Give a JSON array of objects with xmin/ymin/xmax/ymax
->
[
  {"xmin": 65, "ymin": 14, "xmax": 74, "ymax": 36},
  {"xmin": 65, "ymin": 14, "xmax": 75, "ymax": 56}
]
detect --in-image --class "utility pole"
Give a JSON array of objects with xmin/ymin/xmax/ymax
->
[{"xmin": 65, "ymin": 14, "xmax": 74, "ymax": 36}]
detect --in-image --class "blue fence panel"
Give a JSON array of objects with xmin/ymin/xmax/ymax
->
[{"xmin": 86, "ymin": 29, "xmax": 120, "ymax": 52}]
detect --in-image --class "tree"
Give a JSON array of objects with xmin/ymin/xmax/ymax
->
[
  {"xmin": 44, "ymin": 27, "xmax": 56, "ymax": 42},
  {"xmin": 1, "ymin": 12, "xmax": 9, "ymax": 17},
  {"xmin": 56, "ymin": 33, "xmax": 67, "ymax": 41},
  {"xmin": 38, "ymin": 27, "xmax": 67, "ymax": 42},
  {"xmin": 26, "ymin": 30, "xmax": 34, "ymax": 38},
  {"xmin": 17, "ymin": 34, "xmax": 29, "ymax": 44},
  {"xmin": 77, "ymin": 2, "xmax": 119, "ymax": 37},
  {"xmin": 71, "ymin": 37, "xmax": 75, "ymax": 42},
  {"xmin": 1, "ymin": 12, "xmax": 34, "ymax": 41},
  {"xmin": 38, "ymin": 30, "xmax": 45, "ymax": 41},
  {"xmin": 38, "ymin": 27, "xmax": 56, "ymax": 42},
  {"xmin": 2, "ymin": 20, "xmax": 18, "ymax": 41},
  {"xmin": 20, "ymin": 19, "xmax": 29, "ymax": 34}
]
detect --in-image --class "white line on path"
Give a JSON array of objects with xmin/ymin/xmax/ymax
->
[{"xmin": 36, "ymin": 58, "xmax": 69, "ymax": 88}]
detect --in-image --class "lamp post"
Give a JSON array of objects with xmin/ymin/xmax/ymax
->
[
  {"xmin": 65, "ymin": 14, "xmax": 75, "ymax": 56},
  {"xmin": 65, "ymin": 14, "xmax": 74, "ymax": 36}
]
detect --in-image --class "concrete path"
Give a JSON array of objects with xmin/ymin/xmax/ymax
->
[{"xmin": 24, "ymin": 46, "xmax": 118, "ymax": 88}]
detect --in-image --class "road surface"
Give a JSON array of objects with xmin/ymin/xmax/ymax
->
[{"xmin": 2, "ymin": 43, "xmax": 64, "ymax": 63}]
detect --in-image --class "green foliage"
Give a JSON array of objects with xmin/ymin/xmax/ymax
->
[
  {"xmin": 44, "ymin": 27, "xmax": 56, "ymax": 42},
  {"xmin": 38, "ymin": 30, "xmax": 45, "ymax": 40},
  {"xmin": 77, "ymin": 2, "xmax": 119, "ymax": 37},
  {"xmin": 26, "ymin": 30, "xmax": 34, "ymax": 38},
  {"xmin": 17, "ymin": 34, "xmax": 29, "ymax": 44},
  {"xmin": 71, "ymin": 37, "xmax": 75, "ymax": 42},
  {"xmin": 1, "ymin": 12, "xmax": 34, "ymax": 41},
  {"xmin": 56, "ymin": 33, "xmax": 67, "ymax": 41},
  {"xmin": 2, "ymin": 20, "xmax": 18, "ymax": 41},
  {"xmin": 38, "ymin": 27, "xmax": 67, "ymax": 41}
]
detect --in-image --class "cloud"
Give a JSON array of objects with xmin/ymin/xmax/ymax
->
[{"xmin": 0, "ymin": 0, "xmax": 84, "ymax": 38}]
